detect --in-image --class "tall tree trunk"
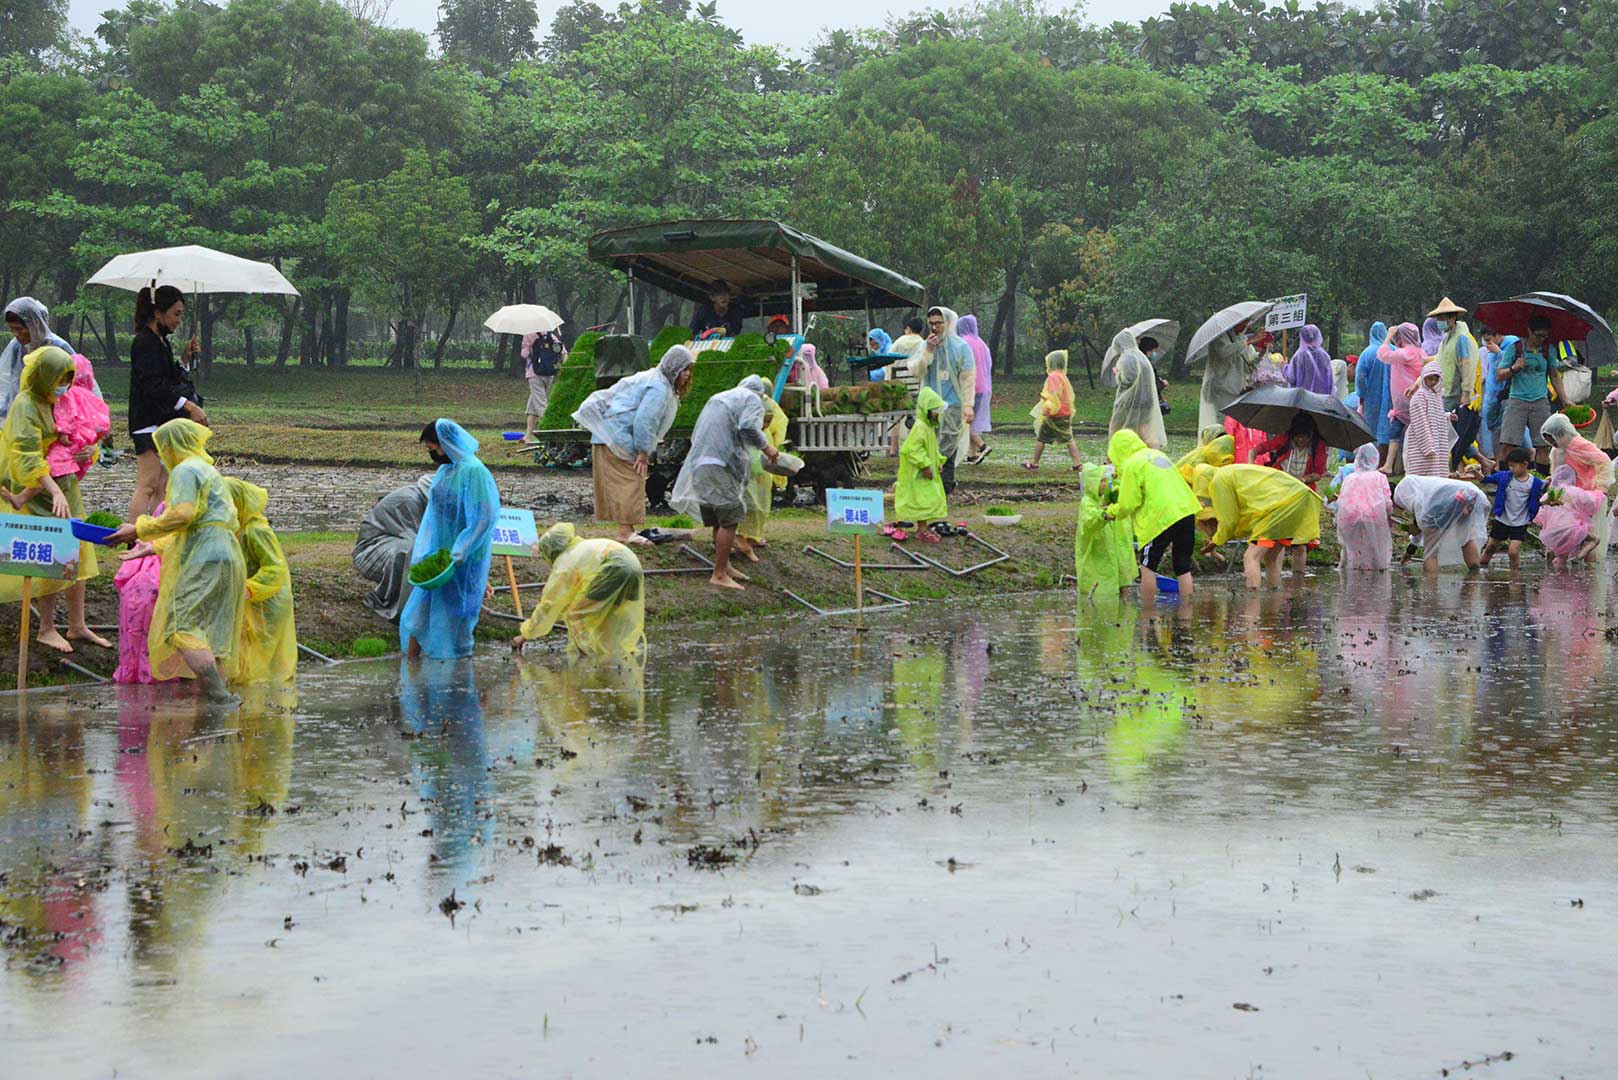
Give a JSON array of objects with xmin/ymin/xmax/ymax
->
[
  {"xmin": 1327, "ymin": 313, "xmax": 1342, "ymax": 358},
  {"xmin": 199, "ymin": 295, "xmax": 216, "ymax": 375},
  {"xmin": 243, "ymin": 324, "xmax": 256, "ymax": 366},
  {"xmin": 335, "ymin": 290, "xmax": 350, "ymax": 366},
  {"xmin": 298, "ymin": 296, "xmax": 318, "ymax": 366},
  {"xmin": 318, "ymin": 289, "xmax": 336, "ymax": 366},
  {"xmin": 432, "ymin": 297, "xmax": 461, "ymax": 368},
  {"xmin": 103, "ymin": 307, "xmax": 119, "ymax": 366},
  {"xmin": 275, "ymin": 298, "xmax": 301, "ymax": 367},
  {"xmin": 54, "ymin": 265, "xmax": 77, "ymax": 344}
]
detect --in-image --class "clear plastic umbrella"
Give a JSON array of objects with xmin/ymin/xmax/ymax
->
[
  {"xmin": 484, "ymin": 304, "xmax": 564, "ymax": 335},
  {"xmin": 1184, "ymin": 301, "xmax": 1275, "ymax": 366},
  {"xmin": 1101, "ymin": 318, "xmax": 1179, "ymax": 387}
]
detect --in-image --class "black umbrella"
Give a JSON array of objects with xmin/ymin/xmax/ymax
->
[
  {"xmin": 1510, "ymin": 292, "xmax": 1616, "ymax": 365},
  {"xmin": 1222, "ymin": 385, "xmax": 1373, "ymax": 451}
]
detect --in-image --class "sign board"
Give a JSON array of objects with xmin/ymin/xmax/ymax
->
[
  {"xmin": 827, "ymin": 488, "xmax": 884, "ymax": 536},
  {"xmin": 1265, "ymin": 294, "xmax": 1308, "ymax": 333},
  {"xmin": 490, "ymin": 506, "xmax": 541, "ymax": 558},
  {"xmin": 0, "ymin": 513, "xmax": 79, "ymax": 582}
]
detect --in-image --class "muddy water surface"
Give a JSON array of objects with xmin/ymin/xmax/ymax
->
[{"xmin": 2, "ymin": 579, "xmax": 1615, "ymax": 1077}]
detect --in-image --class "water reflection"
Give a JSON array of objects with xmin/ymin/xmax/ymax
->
[{"xmin": 3, "ymin": 579, "xmax": 1617, "ymax": 1076}]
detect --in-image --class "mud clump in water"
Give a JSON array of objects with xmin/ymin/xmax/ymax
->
[{"xmin": 687, "ymin": 844, "xmax": 735, "ymax": 869}]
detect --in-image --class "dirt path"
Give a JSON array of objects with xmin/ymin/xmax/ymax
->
[{"xmin": 83, "ymin": 456, "xmax": 596, "ymax": 533}]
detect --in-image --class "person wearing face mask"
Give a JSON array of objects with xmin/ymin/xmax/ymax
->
[
  {"xmin": 400, "ymin": 419, "xmax": 500, "ymax": 660},
  {"xmin": 0, "ymin": 297, "xmax": 77, "ymax": 422},
  {"xmin": 128, "ymin": 285, "xmax": 206, "ymax": 522},
  {"xmin": 0, "ymin": 346, "xmax": 110, "ymax": 654}
]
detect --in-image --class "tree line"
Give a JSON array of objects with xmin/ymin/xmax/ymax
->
[{"xmin": 3, "ymin": 0, "xmax": 1616, "ymax": 380}]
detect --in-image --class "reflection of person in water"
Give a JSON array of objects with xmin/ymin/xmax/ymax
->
[
  {"xmin": 0, "ymin": 701, "xmax": 102, "ymax": 974},
  {"xmin": 398, "ymin": 659, "xmax": 492, "ymax": 880}
]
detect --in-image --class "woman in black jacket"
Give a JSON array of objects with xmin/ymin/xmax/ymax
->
[{"xmin": 128, "ymin": 285, "xmax": 206, "ymax": 520}]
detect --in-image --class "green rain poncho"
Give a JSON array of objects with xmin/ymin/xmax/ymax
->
[
  {"xmin": 895, "ymin": 386, "xmax": 948, "ymax": 522},
  {"xmin": 136, "ymin": 419, "xmax": 247, "ymax": 680},
  {"xmin": 1106, "ymin": 428, "xmax": 1200, "ymax": 546},
  {"xmin": 1074, "ymin": 463, "xmax": 1135, "ymax": 602},
  {"xmin": 0, "ymin": 346, "xmax": 96, "ymax": 603}
]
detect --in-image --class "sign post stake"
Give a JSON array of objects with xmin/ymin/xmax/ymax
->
[
  {"xmin": 853, "ymin": 533, "xmax": 863, "ymax": 614},
  {"xmin": 504, "ymin": 555, "xmax": 524, "ymax": 618},
  {"xmin": 16, "ymin": 577, "xmax": 30, "ymax": 692}
]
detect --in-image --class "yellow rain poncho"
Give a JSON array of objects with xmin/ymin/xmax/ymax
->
[
  {"xmin": 1194, "ymin": 463, "xmax": 1322, "ymax": 546},
  {"xmin": 225, "ymin": 478, "xmax": 297, "ymax": 684},
  {"xmin": 1074, "ymin": 463, "xmax": 1135, "ymax": 603},
  {"xmin": 1176, "ymin": 426, "xmax": 1235, "ymax": 484},
  {"xmin": 895, "ymin": 386, "xmax": 948, "ymax": 522},
  {"xmin": 0, "ymin": 347, "xmax": 96, "ymax": 602},
  {"xmin": 740, "ymin": 396, "xmax": 789, "ymax": 544},
  {"xmin": 136, "ymin": 419, "xmax": 247, "ymax": 680},
  {"xmin": 519, "ymin": 523, "xmax": 646, "ymax": 661},
  {"xmin": 1106, "ymin": 428, "xmax": 1200, "ymax": 545}
]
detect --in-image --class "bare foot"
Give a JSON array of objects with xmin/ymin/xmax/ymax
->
[
  {"xmin": 725, "ymin": 567, "xmax": 751, "ymax": 582},
  {"xmin": 708, "ymin": 574, "xmax": 745, "ymax": 591},
  {"xmin": 36, "ymin": 629, "xmax": 73, "ymax": 654},
  {"xmin": 737, "ymin": 545, "xmax": 761, "ymax": 563},
  {"xmin": 67, "ymin": 628, "xmax": 113, "ymax": 649}
]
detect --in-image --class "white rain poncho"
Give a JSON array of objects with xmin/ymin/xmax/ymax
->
[
  {"xmin": 0, "ymin": 297, "xmax": 75, "ymax": 421},
  {"xmin": 1335, "ymin": 443, "xmax": 1393, "ymax": 571},
  {"xmin": 572, "ymin": 345, "xmax": 697, "ymax": 460},
  {"xmin": 1393, "ymin": 474, "xmax": 1488, "ymax": 567},
  {"xmin": 1198, "ymin": 330, "xmax": 1256, "ymax": 431},
  {"xmin": 908, "ymin": 306, "xmax": 977, "ymax": 466},
  {"xmin": 1542, "ymin": 411, "xmax": 1616, "ymax": 555},
  {"xmin": 668, "ymin": 375, "xmax": 770, "ymax": 519},
  {"xmin": 1107, "ymin": 328, "xmax": 1166, "ymax": 449}
]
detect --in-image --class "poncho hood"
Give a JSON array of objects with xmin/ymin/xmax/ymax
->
[
  {"xmin": 1108, "ymin": 428, "xmax": 1148, "ymax": 465},
  {"xmin": 225, "ymin": 477, "xmax": 270, "ymax": 525},
  {"xmin": 153, "ymin": 417, "xmax": 214, "ymax": 471},
  {"xmin": 538, "ymin": 521, "xmax": 579, "ymax": 561},
  {"xmin": 21, "ymin": 346, "xmax": 73, "ymax": 403}
]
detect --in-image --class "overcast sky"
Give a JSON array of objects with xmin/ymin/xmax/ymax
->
[{"xmin": 68, "ymin": 0, "xmax": 1179, "ymax": 52}]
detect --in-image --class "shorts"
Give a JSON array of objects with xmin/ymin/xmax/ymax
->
[
  {"xmin": 1500, "ymin": 396, "xmax": 1554, "ymax": 447},
  {"xmin": 526, "ymin": 374, "xmax": 555, "ymax": 417},
  {"xmin": 1489, "ymin": 521, "xmax": 1529, "ymax": 543},
  {"xmin": 1140, "ymin": 513, "xmax": 1196, "ymax": 578},
  {"xmin": 1035, "ymin": 414, "xmax": 1073, "ymax": 444},
  {"xmin": 699, "ymin": 502, "xmax": 743, "ymax": 529},
  {"xmin": 1386, "ymin": 417, "xmax": 1407, "ymax": 441},
  {"xmin": 131, "ymin": 431, "xmax": 157, "ymax": 455}
]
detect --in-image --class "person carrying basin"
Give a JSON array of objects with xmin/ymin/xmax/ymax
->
[
  {"xmin": 668, "ymin": 374, "xmax": 778, "ymax": 591},
  {"xmin": 106, "ymin": 418, "xmax": 246, "ymax": 706},
  {"xmin": 1105, "ymin": 428, "xmax": 1201, "ymax": 605},
  {"xmin": 510, "ymin": 523, "xmax": 645, "ymax": 662},
  {"xmin": 401, "ymin": 419, "xmax": 499, "ymax": 660}
]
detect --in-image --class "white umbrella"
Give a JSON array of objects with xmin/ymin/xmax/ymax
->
[
  {"xmin": 1184, "ymin": 301, "xmax": 1276, "ymax": 366},
  {"xmin": 484, "ymin": 304, "xmax": 564, "ymax": 335},
  {"xmin": 1102, "ymin": 318, "xmax": 1180, "ymax": 387},
  {"xmin": 87, "ymin": 245, "xmax": 299, "ymax": 296}
]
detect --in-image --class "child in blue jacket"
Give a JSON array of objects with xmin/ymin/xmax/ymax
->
[{"xmin": 1479, "ymin": 448, "xmax": 1546, "ymax": 571}]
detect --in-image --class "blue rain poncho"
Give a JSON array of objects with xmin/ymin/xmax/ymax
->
[
  {"xmin": 0, "ymin": 297, "xmax": 74, "ymax": 422},
  {"xmin": 1356, "ymin": 322, "xmax": 1390, "ymax": 445},
  {"xmin": 910, "ymin": 307, "xmax": 976, "ymax": 409},
  {"xmin": 572, "ymin": 346, "xmax": 697, "ymax": 460},
  {"xmin": 400, "ymin": 419, "xmax": 499, "ymax": 659},
  {"xmin": 867, "ymin": 328, "xmax": 892, "ymax": 353},
  {"xmin": 668, "ymin": 376, "xmax": 770, "ymax": 520}
]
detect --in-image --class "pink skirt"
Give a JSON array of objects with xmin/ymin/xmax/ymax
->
[{"xmin": 113, "ymin": 555, "xmax": 163, "ymax": 684}]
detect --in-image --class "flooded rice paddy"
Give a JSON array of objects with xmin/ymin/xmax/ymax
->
[{"xmin": 3, "ymin": 576, "xmax": 1615, "ymax": 1077}]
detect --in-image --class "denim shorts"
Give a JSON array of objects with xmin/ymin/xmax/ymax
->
[{"xmin": 1386, "ymin": 417, "xmax": 1407, "ymax": 441}]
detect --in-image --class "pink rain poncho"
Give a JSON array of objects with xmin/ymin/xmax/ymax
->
[
  {"xmin": 1283, "ymin": 324, "xmax": 1334, "ymax": 395},
  {"xmin": 45, "ymin": 354, "xmax": 110, "ymax": 480},
  {"xmin": 789, "ymin": 343, "xmax": 830, "ymax": 390},
  {"xmin": 1335, "ymin": 444, "xmax": 1393, "ymax": 570},
  {"xmin": 1535, "ymin": 465, "xmax": 1605, "ymax": 561},
  {"xmin": 957, "ymin": 314, "xmax": 993, "ymax": 435},
  {"xmin": 1379, "ymin": 323, "xmax": 1426, "ymax": 424},
  {"xmin": 114, "ymin": 504, "xmax": 166, "ymax": 685}
]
